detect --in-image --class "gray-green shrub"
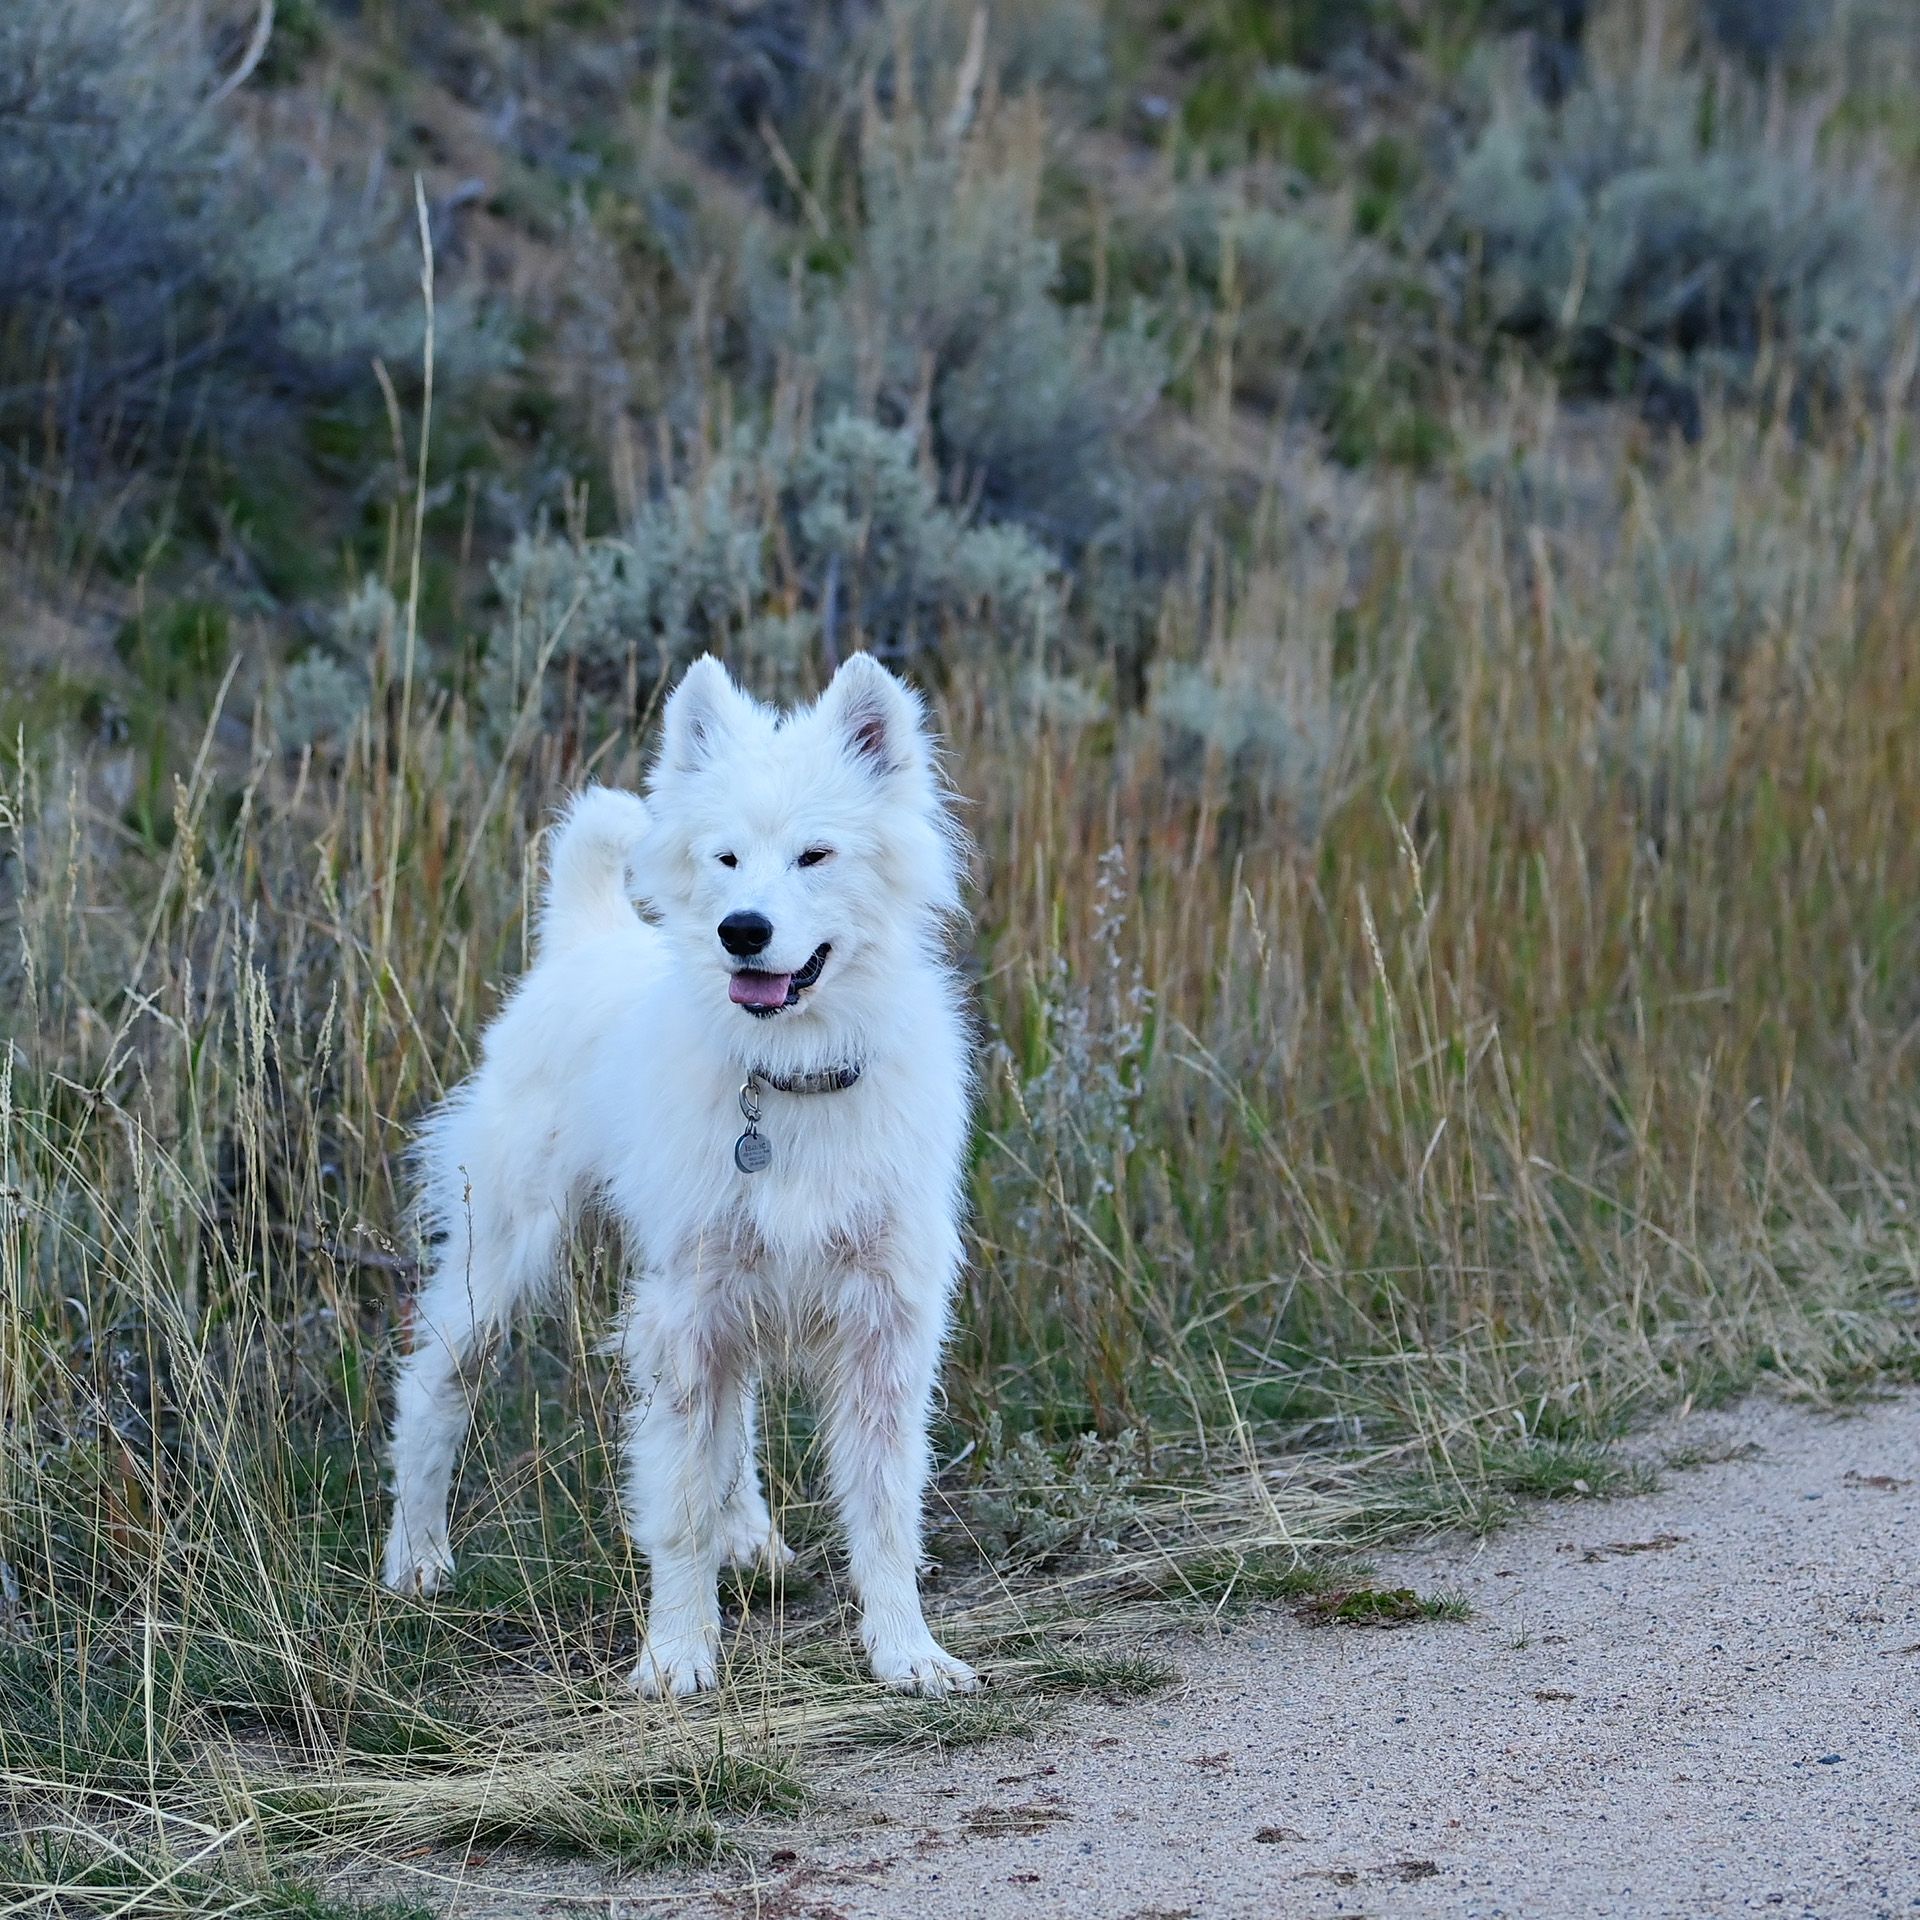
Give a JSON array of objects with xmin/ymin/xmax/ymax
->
[
  {"xmin": 742, "ymin": 114, "xmax": 1167, "ymax": 559},
  {"xmin": 1449, "ymin": 72, "xmax": 1918, "ymax": 397},
  {"xmin": 271, "ymin": 578, "xmax": 399, "ymax": 750},
  {"xmin": 482, "ymin": 414, "xmax": 1060, "ymax": 716},
  {"xmin": 0, "ymin": 0, "xmax": 499, "ymax": 458}
]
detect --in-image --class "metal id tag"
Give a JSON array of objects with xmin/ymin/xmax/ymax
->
[{"xmin": 734, "ymin": 1078, "xmax": 771, "ymax": 1174}]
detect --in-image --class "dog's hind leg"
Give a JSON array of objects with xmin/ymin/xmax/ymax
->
[
  {"xmin": 620, "ymin": 1279, "xmax": 753, "ymax": 1696},
  {"xmin": 716, "ymin": 1379, "xmax": 794, "ymax": 1572},
  {"xmin": 381, "ymin": 1110, "xmax": 567, "ymax": 1597},
  {"xmin": 820, "ymin": 1252, "xmax": 978, "ymax": 1698}
]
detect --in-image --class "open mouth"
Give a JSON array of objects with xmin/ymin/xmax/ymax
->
[{"xmin": 729, "ymin": 942, "xmax": 830, "ymax": 1016}]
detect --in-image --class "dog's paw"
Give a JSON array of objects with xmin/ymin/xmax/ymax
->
[
  {"xmin": 868, "ymin": 1638, "xmax": 980, "ymax": 1698},
  {"xmin": 628, "ymin": 1633, "xmax": 720, "ymax": 1699},
  {"xmin": 380, "ymin": 1526, "xmax": 454, "ymax": 1598},
  {"xmin": 719, "ymin": 1516, "xmax": 796, "ymax": 1572}
]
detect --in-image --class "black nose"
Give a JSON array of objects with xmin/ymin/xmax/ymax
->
[{"xmin": 718, "ymin": 910, "xmax": 773, "ymax": 958}]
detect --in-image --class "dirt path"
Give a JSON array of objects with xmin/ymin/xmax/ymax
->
[
  {"xmin": 387, "ymin": 1392, "xmax": 1920, "ymax": 1920},
  {"xmin": 621, "ymin": 1392, "xmax": 1920, "ymax": 1920}
]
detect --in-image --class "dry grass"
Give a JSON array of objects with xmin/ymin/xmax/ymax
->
[{"xmin": 4, "ymin": 375, "xmax": 1918, "ymax": 1912}]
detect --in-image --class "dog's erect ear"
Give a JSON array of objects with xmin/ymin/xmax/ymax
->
[
  {"xmin": 817, "ymin": 653, "xmax": 926, "ymax": 777},
  {"xmin": 658, "ymin": 655, "xmax": 753, "ymax": 776}
]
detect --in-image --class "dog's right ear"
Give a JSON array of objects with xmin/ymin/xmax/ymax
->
[{"xmin": 657, "ymin": 655, "xmax": 753, "ymax": 778}]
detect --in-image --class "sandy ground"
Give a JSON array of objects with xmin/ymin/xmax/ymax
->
[{"xmin": 392, "ymin": 1392, "xmax": 1920, "ymax": 1920}]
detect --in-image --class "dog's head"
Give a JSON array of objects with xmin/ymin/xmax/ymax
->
[{"xmin": 635, "ymin": 653, "xmax": 964, "ymax": 1029}]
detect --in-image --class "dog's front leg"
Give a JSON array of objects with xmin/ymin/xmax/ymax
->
[
  {"xmin": 620, "ymin": 1279, "xmax": 744, "ymax": 1698},
  {"xmin": 822, "ymin": 1263, "xmax": 978, "ymax": 1697}
]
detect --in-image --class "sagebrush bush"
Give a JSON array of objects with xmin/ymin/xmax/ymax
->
[
  {"xmin": 1145, "ymin": 556, "xmax": 1342, "ymax": 818},
  {"xmin": 273, "ymin": 653, "xmax": 367, "ymax": 753},
  {"xmin": 743, "ymin": 103, "xmax": 1168, "ymax": 560},
  {"xmin": 483, "ymin": 413, "xmax": 1059, "ymax": 716},
  {"xmin": 1228, "ymin": 205, "xmax": 1376, "ymax": 372},
  {"xmin": 1175, "ymin": 188, "xmax": 1388, "ymax": 412},
  {"xmin": 271, "ymin": 577, "xmax": 399, "ymax": 749},
  {"xmin": 996, "ymin": 844, "xmax": 1152, "ymax": 1274},
  {"xmin": 1449, "ymin": 70, "xmax": 1919, "ymax": 398},
  {"xmin": 0, "ymin": 0, "xmax": 499, "ymax": 459},
  {"xmin": 641, "ymin": 2, "xmax": 865, "ymax": 172},
  {"xmin": 971, "ymin": 1413, "xmax": 1149, "ymax": 1568},
  {"xmin": 1152, "ymin": 655, "xmax": 1335, "ymax": 806}
]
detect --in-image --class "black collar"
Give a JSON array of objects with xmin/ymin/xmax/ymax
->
[{"xmin": 752, "ymin": 1062, "xmax": 862, "ymax": 1096}]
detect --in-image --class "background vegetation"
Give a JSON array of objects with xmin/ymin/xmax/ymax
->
[{"xmin": 4, "ymin": 0, "xmax": 1919, "ymax": 1911}]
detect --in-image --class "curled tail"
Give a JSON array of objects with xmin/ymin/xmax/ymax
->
[{"xmin": 539, "ymin": 786, "xmax": 649, "ymax": 952}]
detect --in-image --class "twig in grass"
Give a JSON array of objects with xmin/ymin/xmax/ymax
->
[
  {"xmin": 206, "ymin": 0, "xmax": 275, "ymax": 108},
  {"xmin": 286, "ymin": 1225, "xmax": 420, "ymax": 1280}
]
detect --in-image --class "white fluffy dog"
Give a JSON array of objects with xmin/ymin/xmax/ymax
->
[{"xmin": 379, "ymin": 652, "xmax": 979, "ymax": 1697}]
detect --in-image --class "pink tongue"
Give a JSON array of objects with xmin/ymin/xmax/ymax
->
[{"xmin": 730, "ymin": 971, "xmax": 792, "ymax": 1009}]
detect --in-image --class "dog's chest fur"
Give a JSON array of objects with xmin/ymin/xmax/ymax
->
[{"xmin": 597, "ymin": 1044, "xmax": 963, "ymax": 1306}]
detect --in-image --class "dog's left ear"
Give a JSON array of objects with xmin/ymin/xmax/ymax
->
[{"xmin": 818, "ymin": 653, "xmax": 927, "ymax": 778}]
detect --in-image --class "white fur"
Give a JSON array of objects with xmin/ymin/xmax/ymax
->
[{"xmin": 379, "ymin": 653, "xmax": 979, "ymax": 1698}]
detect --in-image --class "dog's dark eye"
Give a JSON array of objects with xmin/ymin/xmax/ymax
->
[
  {"xmin": 716, "ymin": 852, "xmax": 738, "ymax": 869},
  {"xmin": 797, "ymin": 848, "xmax": 832, "ymax": 868}
]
